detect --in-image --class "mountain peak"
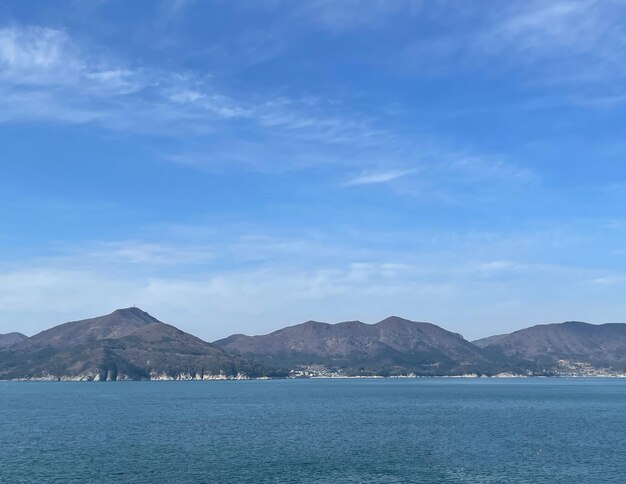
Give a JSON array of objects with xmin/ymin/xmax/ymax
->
[
  {"xmin": 111, "ymin": 306, "xmax": 149, "ymax": 316},
  {"xmin": 0, "ymin": 332, "xmax": 28, "ymax": 348},
  {"xmin": 301, "ymin": 320, "xmax": 327, "ymax": 326},
  {"xmin": 20, "ymin": 307, "xmax": 163, "ymax": 350},
  {"xmin": 113, "ymin": 306, "xmax": 144, "ymax": 314},
  {"xmin": 110, "ymin": 307, "xmax": 158, "ymax": 323},
  {"xmin": 377, "ymin": 316, "xmax": 416, "ymax": 326},
  {"xmin": 0, "ymin": 308, "xmax": 271, "ymax": 380}
]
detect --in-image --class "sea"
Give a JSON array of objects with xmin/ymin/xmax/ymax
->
[{"xmin": 1, "ymin": 378, "xmax": 625, "ymax": 483}]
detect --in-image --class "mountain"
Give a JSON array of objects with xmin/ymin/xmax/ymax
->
[
  {"xmin": 214, "ymin": 316, "xmax": 504, "ymax": 376},
  {"xmin": 473, "ymin": 321, "xmax": 626, "ymax": 374},
  {"xmin": 4, "ymin": 310, "xmax": 625, "ymax": 380},
  {"xmin": 0, "ymin": 332, "xmax": 28, "ymax": 348},
  {"xmin": 0, "ymin": 308, "xmax": 279, "ymax": 381}
]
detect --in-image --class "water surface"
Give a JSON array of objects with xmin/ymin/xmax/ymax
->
[{"xmin": 1, "ymin": 379, "xmax": 625, "ymax": 483}]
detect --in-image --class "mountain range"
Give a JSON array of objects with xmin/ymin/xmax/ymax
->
[
  {"xmin": 1, "ymin": 308, "xmax": 626, "ymax": 380},
  {"xmin": 214, "ymin": 316, "xmax": 501, "ymax": 376}
]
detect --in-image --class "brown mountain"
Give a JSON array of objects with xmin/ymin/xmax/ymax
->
[
  {"xmin": 214, "ymin": 316, "xmax": 501, "ymax": 376},
  {"xmin": 473, "ymin": 321, "xmax": 626, "ymax": 373},
  {"xmin": 0, "ymin": 332, "xmax": 28, "ymax": 348},
  {"xmin": 0, "ymin": 308, "xmax": 278, "ymax": 380}
]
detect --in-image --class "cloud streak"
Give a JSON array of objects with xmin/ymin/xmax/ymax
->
[
  {"xmin": 2, "ymin": 218, "xmax": 623, "ymax": 341},
  {"xmin": 0, "ymin": 22, "xmax": 540, "ymax": 202},
  {"xmin": 0, "ymin": 249, "xmax": 618, "ymax": 342},
  {"xmin": 345, "ymin": 169, "xmax": 415, "ymax": 186}
]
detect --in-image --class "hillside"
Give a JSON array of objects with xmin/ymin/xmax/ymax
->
[
  {"xmin": 215, "ymin": 316, "xmax": 504, "ymax": 376},
  {"xmin": 0, "ymin": 332, "xmax": 28, "ymax": 348},
  {"xmin": 474, "ymin": 321, "xmax": 626, "ymax": 374},
  {"xmin": 0, "ymin": 308, "xmax": 278, "ymax": 381}
]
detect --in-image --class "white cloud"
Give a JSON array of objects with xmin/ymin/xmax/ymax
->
[
  {"xmin": 0, "ymin": 25, "xmax": 142, "ymax": 92},
  {"xmin": 1, "ymin": 222, "xmax": 624, "ymax": 341},
  {"xmin": 83, "ymin": 241, "xmax": 215, "ymax": 266},
  {"xmin": 483, "ymin": 1, "xmax": 618, "ymax": 67},
  {"xmin": 448, "ymin": 156, "xmax": 536, "ymax": 185},
  {"xmin": 0, "ymin": 25, "xmax": 246, "ymax": 130},
  {"xmin": 292, "ymin": 0, "xmax": 421, "ymax": 32},
  {"xmin": 478, "ymin": 261, "xmax": 516, "ymax": 272},
  {"xmin": 0, "ymin": 24, "xmax": 398, "ymax": 159},
  {"xmin": 0, "ymin": 26, "xmax": 77, "ymax": 83},
  {"xmin": 489, "ymin": 1, "xmax": 626, "ymax": 93},
  {"xmin": 0, "ymin": 23, "xmax": 540, "ymax": 201},
  {"xmin": 345, "ymin": 169, "xmax": 414, "ymax": 186},
  {"xmin": 169, "ymin": 0, "xmax": 197, "ymax": 13},
  {"xmin": 398, "ymin": 1, "xmax": 626, "ymax": 104},
  {"xmin": 0, "ymin": 253, "xmax": 621, "ymax": 342},
  {"xmin": 592, "ymin": 275, "xmax": 626, "ymax": 286}
]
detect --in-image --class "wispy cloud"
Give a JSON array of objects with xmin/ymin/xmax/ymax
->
[
  {"xmin": 592, "ymin": 275, "xmax": 626, "ymax": 286},
  {"xmin": 0, "ymin": 22, "xmax": 538, "ymax": 201},
  {"xmin": 292, "ymin": 0, "xmax": 421, "ymax": 32},
  {"xmin": 0, "ymin": 238, "xmax": 618, "ymax": 341},
  {"xmin": 169, "ymin": 0, "xmax": 198, "ymax": 14},
  {"xmin": 480, "ymin": 0, "xmax": 626, "ymax": 108},
  {"xmin": 0, "ymin": 25, "xmax": 141, "ymax": 93},
  {"xmin": 481, "ymin": 0, "xmax": 623, "ymax": 76},
  {"xmin": 448, "ymin": 156, "xmax": 537, "ymax": 185},
  {"xmin": 478, "ymin": 260, "xmax": 517, "ymax": 272},
  {"xmin": 1, "ymin": 214, "xmax": 625, "ymax": 340},
  {"xmin": 0, "ymin": 24, "xmax": 392, "ymax": 147},
  {"xmin": 344, "ymin": 169, "xmax": 415, "ymax": 186},
  {"xmin": 83, "ymin": 241, "xmax": 215, "ymax": 266},
  {"xmin": 398, "ymin": 1, "xmax": 626, "ymax": 104},
  {"xmin": 0, "ymin": 25, "xmax": 252, "ymax": 129}
]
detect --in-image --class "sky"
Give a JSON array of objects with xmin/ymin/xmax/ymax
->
[{"xmin": 1, "ymin": 0, "xmax": 626, "ymax": 341}]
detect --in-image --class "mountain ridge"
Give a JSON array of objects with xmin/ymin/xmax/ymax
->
[
  {"xmin": 214, "ymin": 315, "xmax": 503, "ymax": 376},
  {"xmin": 3, "ymin": 309, "xmax": 626, "ymax": 379}
]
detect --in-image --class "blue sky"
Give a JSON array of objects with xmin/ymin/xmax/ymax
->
[{"xmin": 1, "ymin": 0, "xmax": 626, "ymax": 340}]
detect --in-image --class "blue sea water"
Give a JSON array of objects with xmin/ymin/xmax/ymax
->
[{"xmin": 1, "ymin": 379, "xmax": 625, "ymax": 483}]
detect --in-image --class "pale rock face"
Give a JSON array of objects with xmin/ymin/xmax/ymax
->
[
  {"xmin": 12, "ymin": 370, "xmax": 134, "ymax": 381},
  {"xmin": 15, "ymin": 374, "xmax": 58, "ymax": 381},
  {"xmin": 147, "ymin": 371, "xmax": 251, "ymax": 381},
  {"xmin": 202, "ymin": 373, "xmax": 227, "ymax": 380},
  {"xmin": 149, "ymin": 372, "xmax": 171, "ymax": 381}
]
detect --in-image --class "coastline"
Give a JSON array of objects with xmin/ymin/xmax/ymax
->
[{"xmin": 6, "ymin": 373, "xmax": 626, "ymax": 382}]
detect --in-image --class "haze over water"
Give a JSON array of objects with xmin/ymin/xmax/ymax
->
[{"xmin": 1, "ymin": 379, "xmax": 625, "ymax": 483}]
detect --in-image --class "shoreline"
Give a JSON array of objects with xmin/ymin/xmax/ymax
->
[{"xmin": 4, "ymin": 373, "xmax": 626, "ymax": 382}]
